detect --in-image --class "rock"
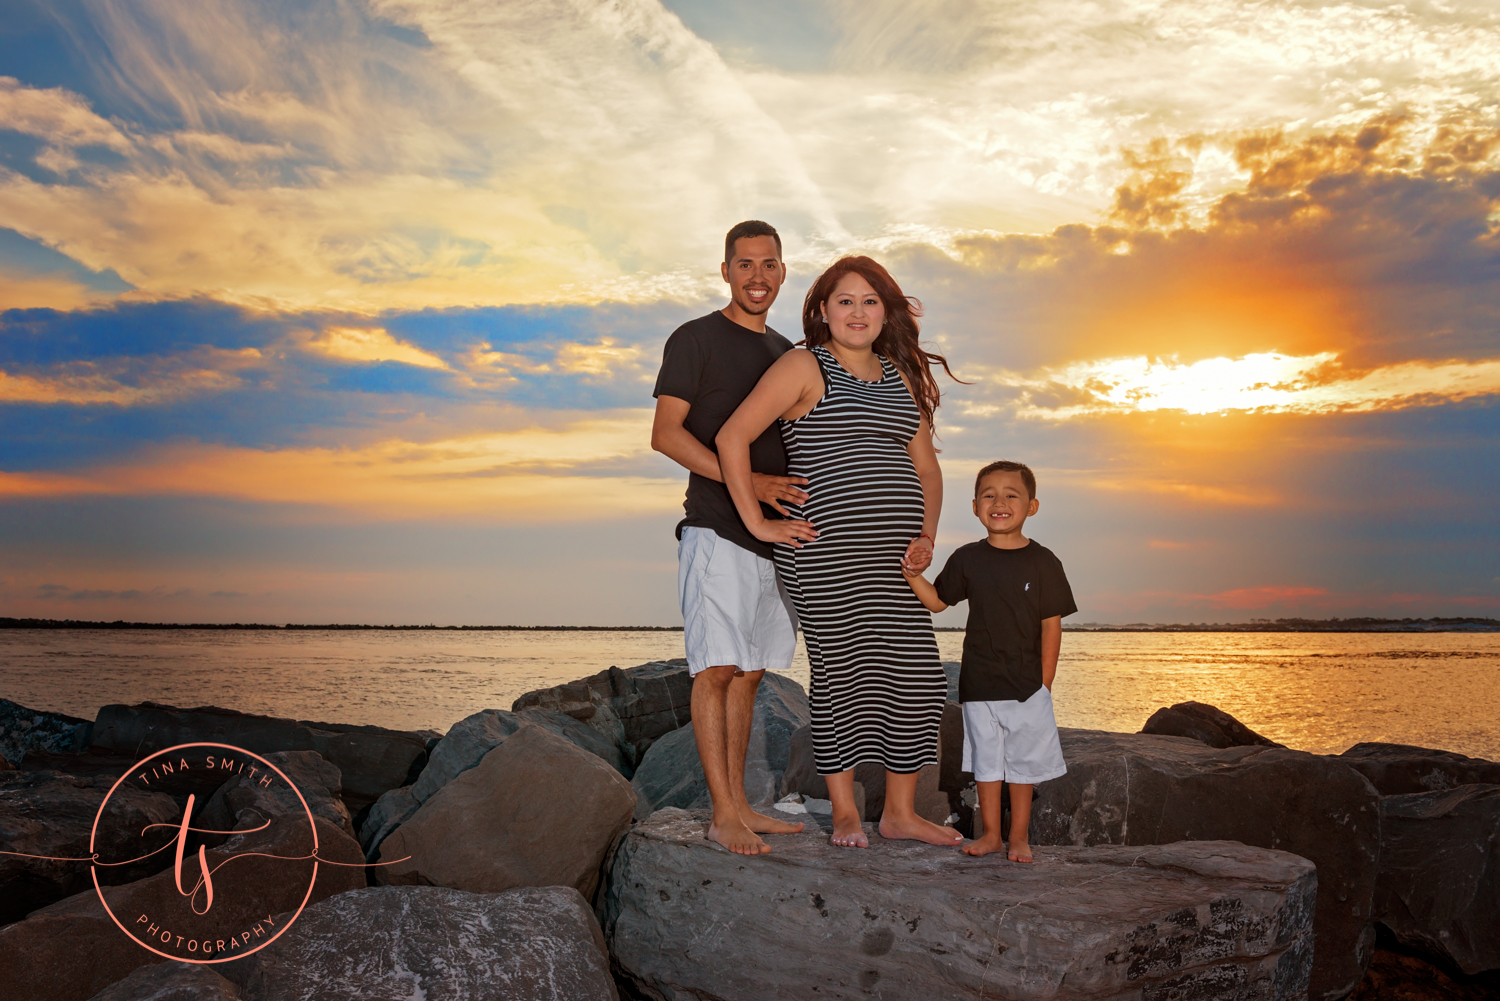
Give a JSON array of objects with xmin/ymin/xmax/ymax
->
[
  {"xmin": 198, "ymin": 750, "xmax": 354, "ymax": 841},
  {"xmin": 1029, "ymin": 728, "xmax": 1382, "ymax": 1000},
  {"xmin": 780, "ymin": 701, "xmax": 959, "ymax": 827},
  {"xmin": 1347, "ymin": 947, "xmax": 1500, "ymax": 1001},
  {"xmin": 630, "ymin": 672, "xmax": 810, "ymax": 820},
  {"xmin": 943, "ymin": 660, "xmax": 960, "ymax": 701},
  {"xmin": 0, "ymin": 698, "xmax": 93, "ymax": 764},
  {"xmin": 599, "ymin": 808, "xmax": 1317, "ymax": 1001},
  {"xmin": 360, "ymin": 704, "xmax": 634, "ymax": 861},
  {"xmin": 413, "ymin": 707, "xmax": 629, "ymax": 804},
  {"xmin": 1372, "ymin": 784, "xmax": 1500, "ymax": 975},
  {"xmin": 0, "ymin": 752, "xmax": 11, "ymax": 770},
  {"xmin": 358, "ymin": 784, "xmax": 418, "ymax": 860},
  {"xmin": 0, "ymin": 769, "xmax": 179, "ymax": 924},
  {"xmin": 512, "ymin": 659, "xmax": 694, "ymax": 767},
  {"xmin": 1142, "ymin": 701, "xmax": 1283, "ymax": 748},
  {"xmin": 1339, "ymin": 742, "xmax": 1500, "ymax": 796},
  {"xmin": 0, "ymin": 814, "xmax": 364, "ymax": 1001},
  {"xmin": 87, "ymin": 961, "xmax": 241, "ymax": 1000},
  {"xmin": 377, "ymin": 725, "xmax": 634, "ymax": 901},
  {"xmin": 218, "ymin": 885, "xmax": 617, "ymax": 1000},
  {"xmin": 89, "ymin": 703, "xmax": 430, "ymax": 814}
]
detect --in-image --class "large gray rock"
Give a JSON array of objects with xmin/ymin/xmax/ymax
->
[
  {"xmin": 0, "ymin": 699, "xmax": 93, "ymax": 765},
  {"xmin": 87, "ymin": 961, "xmax": 241, "ymax": 1000},
  {"xmin": 600, "ymin": 808, "xmax": 1316, "ymax": 1001},
  {"xmin": 1142, "ymin": 701, "xmax": 1283, "ymax": 748},
  {"xmin": 0, "ymin": 815, "xmax": 364, "ymax": 1001},
  {"xmin": 1339, "ymin": 742, "xmax": 1500, "ymax": 796},
  {"xmin": 1030, "ymin": 729, "xmax": 1382, "ymax": 1000},
  {"xmin": 361, "ymin": 705, "xmax": 631, "ymax": 860},
  {"xmin": 630, "ymin": 672, "xmax": 809, "ymax": 820},
  {"xmin": 0, "ymin": 769, "xmax": 179, "ymax": 924},
  {"xmin": 89, "ymin": 702, "xmax": 432, "ymax": 813},
  {"xmin": 218, "ymin": 885, "xmax": 617, "ymax": 1000},
  {"xmin": 198, "ymin": 749, "xmax": 354, "ymax": 841},
  {"xmin": 377, "ymin": 725, "xmax": 634, "ymax": 901},
  {"xmin": 1373, "ymin": 784, "xmax": 1500, "ymax": 975},
  {"xmin": 512, "ymin": 659, "xmax": 694, "ymax": 768}
]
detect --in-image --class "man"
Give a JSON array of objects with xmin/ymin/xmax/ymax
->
[{"xmin": 650, "ymin": 220, "xmax": 812, "ymax": 854}]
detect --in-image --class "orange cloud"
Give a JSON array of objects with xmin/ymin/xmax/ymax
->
[{"xmin": 0, "ymin": 414, "xmax": 679, "ymax": 521}]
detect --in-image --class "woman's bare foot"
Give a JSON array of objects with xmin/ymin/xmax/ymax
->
[
  {"xmin": 878, "ymin": 814, "xmax": 964, "ymax": 845},
  {"xmin": 1007, "ymin": 839, "xmax": 1034, "ymax": 863},
  {"xmin": 961, "ymin": 833, "xmax": 1007, "ymax": 857},
  {"xmin": 828, "ymin": 806, "xmax": 868, "ymax": 848},
  {"xmin": 740, "ymin": 807, "xmax": 804, "ymax": 835},
  {"xmin": 707, "ymin": 817, "xmax": 770, "ymax": 855}
]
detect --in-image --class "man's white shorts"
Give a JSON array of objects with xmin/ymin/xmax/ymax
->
[
  {"xmin": 678, "ymin": 526, "xmax": 798, "ymax": 676},
  {"xmin": 961, "ymin": 686, "xmax": 1067, "ymax": 785}
]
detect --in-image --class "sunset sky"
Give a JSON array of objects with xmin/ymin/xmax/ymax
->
[{"xmin": 1, "ymin": 0, "xmax": 1497, "ymax": 626}]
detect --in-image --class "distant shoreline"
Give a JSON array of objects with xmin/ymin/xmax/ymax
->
[{"xmin": 2, "ymin": 616, "xmax": 1497, "ymax": 633}]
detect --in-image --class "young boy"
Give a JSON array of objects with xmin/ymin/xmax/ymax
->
[{"xmin": 904, "ymin": 460, "xmax": 1076, "ymax": 861}]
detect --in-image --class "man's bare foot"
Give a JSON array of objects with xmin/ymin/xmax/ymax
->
[
  {"xmin": 878, "ymin": 815, "xmax": 964, "ymax": 846},
  {"xmin": 1007, "ymin": 840, "xmax": 1034, "ymax": 863},
  {"xmin": 740, "ymin": 807, "xmax": 804, "ymax": 835},
  {"xmin": 707, "ymin": 817, "xmax": 770, "ymax": 855},
  {"xmin": 961, "ymin": 833, "xmax": 1007, "ymax": 857}
]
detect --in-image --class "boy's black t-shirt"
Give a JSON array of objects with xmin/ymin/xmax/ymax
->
[
  {"xmin": 934, "ymin": 539, "xmax": 1077, "ymax": 703},
  {"xmin": 653, "ymin": 310, "xmax": 794, "ymax": 560}
]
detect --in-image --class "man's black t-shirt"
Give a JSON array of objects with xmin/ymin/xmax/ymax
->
[
  {"xmin": 653, "ymin": 310, "xmax": 794, "ymax": 560},
  {"xmin": 934, "ymin": 540, "xmax": 1077, "ymax": 703}
]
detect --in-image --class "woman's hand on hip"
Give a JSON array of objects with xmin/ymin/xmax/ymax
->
[
  {"xmin": 750, "ymin": 517, "xmax": 818, "ymax": 548},
  {"xmin": 752, "ymin": 473, "xmax": 810, "ymax": 516}
]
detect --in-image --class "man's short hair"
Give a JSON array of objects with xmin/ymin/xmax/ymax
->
[
  {"xmin": 975, "ymin": 460, "xmax": 1036, "ymax": 500},
  {"xmin": 724, "ymin": 220, "xmax": 782, "ymax": 264}
]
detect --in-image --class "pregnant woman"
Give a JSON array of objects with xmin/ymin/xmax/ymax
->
[{"xmin": 717, "ymin": 255, "xmax": 962, "ymax": 848}]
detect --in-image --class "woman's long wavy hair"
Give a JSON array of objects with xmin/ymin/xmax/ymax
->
[{"xmin": 801, "ymin": 255, "xmax": 963, "ymax": 427}]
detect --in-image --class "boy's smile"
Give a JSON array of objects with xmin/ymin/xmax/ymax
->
[{"xmin": 974, "ymin": 470, "xmax": 1039, "ymax": 550}]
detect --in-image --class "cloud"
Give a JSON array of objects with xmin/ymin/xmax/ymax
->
[
  {"xmin": 5, "ymin": 0, "xmax": 1498, "ymax": 312},
  {"xmin": 307, "ymin": 326, "xmax": 448, "ymax": 369},
  {"xmin": 0, "ymin": 412, "xmax": 682, "ymax": 520},
  {"xmin": 962, "ymin": 353, "xmax": 1500, "ymax": 420}
]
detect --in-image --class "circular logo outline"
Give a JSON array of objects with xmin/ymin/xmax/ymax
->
[{"xmin": 90, "ymin": 741, "xmax": 321, "ymax": 964}]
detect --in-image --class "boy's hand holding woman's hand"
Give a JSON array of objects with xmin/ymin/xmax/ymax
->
[{"xmin": 901, "ymin": 535, "xmax": 934, "ymax": 577}]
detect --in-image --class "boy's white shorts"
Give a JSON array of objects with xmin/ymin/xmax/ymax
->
[
  {"xmin": 678, "ymin": 527, "xmax": 797, "ymax": 676},
  {"xmin": 962, "ymin": 686, "xmax": 1067, "ymax": 785}
]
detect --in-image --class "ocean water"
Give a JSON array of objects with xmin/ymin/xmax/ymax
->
[{"xmin": 1, "ymin": 629, "xmax": 1497, "ymax": 759}]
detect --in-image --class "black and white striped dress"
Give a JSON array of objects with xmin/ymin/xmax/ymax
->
[{"xmin": 775, "ymin": 345, "xmax": 946, "ymax": 775}]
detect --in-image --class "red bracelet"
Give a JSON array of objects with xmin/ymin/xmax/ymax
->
[{"xmin": 916, "ymin": 534, "xmax": 933, "ymax": 545}]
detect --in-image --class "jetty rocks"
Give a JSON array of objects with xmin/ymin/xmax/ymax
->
[
  {"xmin": 6, "ymin": 674, "xmax": 1500, "ymax": 1000},
  {"xmin": 601, "ymin": 808, "xmax": 1317, "ymax": 1001},
  {"xmin": 1030, "ymin": 728, "xmax": 1381, "ymax": 999},
  {"xmin": 217, "ymin": 885, "xmax": 617, "ymax": 1000}
]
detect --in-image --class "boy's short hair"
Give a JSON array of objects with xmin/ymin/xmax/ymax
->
[
  {"xmin": 724, "ymin": 220, "xmax": 782, "ymax": 264},
  {"xmin": 975, "ymin": 460, "xmax": 1036, "ymax": 500}
]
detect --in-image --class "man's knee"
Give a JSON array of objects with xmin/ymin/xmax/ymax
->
[{"xmin": 694, "ymin": 664, "xmax": 740, "ymax": 688}]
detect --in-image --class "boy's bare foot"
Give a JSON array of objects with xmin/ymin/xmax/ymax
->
[
  {"xmin": 740, "ymin": 807, "xmax": 804, "ymax": 835},
  {"xmin": 877, "ymin": 815, "xmax": 964, "ymax": 845},
  {"xmin": 960, "ymin": 833, "xmax": 1007, "ymax": 857},
  {"xmin": 707, "ymin": 817, "xmax": 770, "ymax": 855},
  {"xmin": 1007, "ymin": 839, "xmax": 1034, "ymax": 863}
]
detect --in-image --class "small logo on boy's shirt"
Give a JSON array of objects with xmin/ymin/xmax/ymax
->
[{"xmin": 1025, "ymin": 582, "xmax": 1031, "ymax": 591}]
